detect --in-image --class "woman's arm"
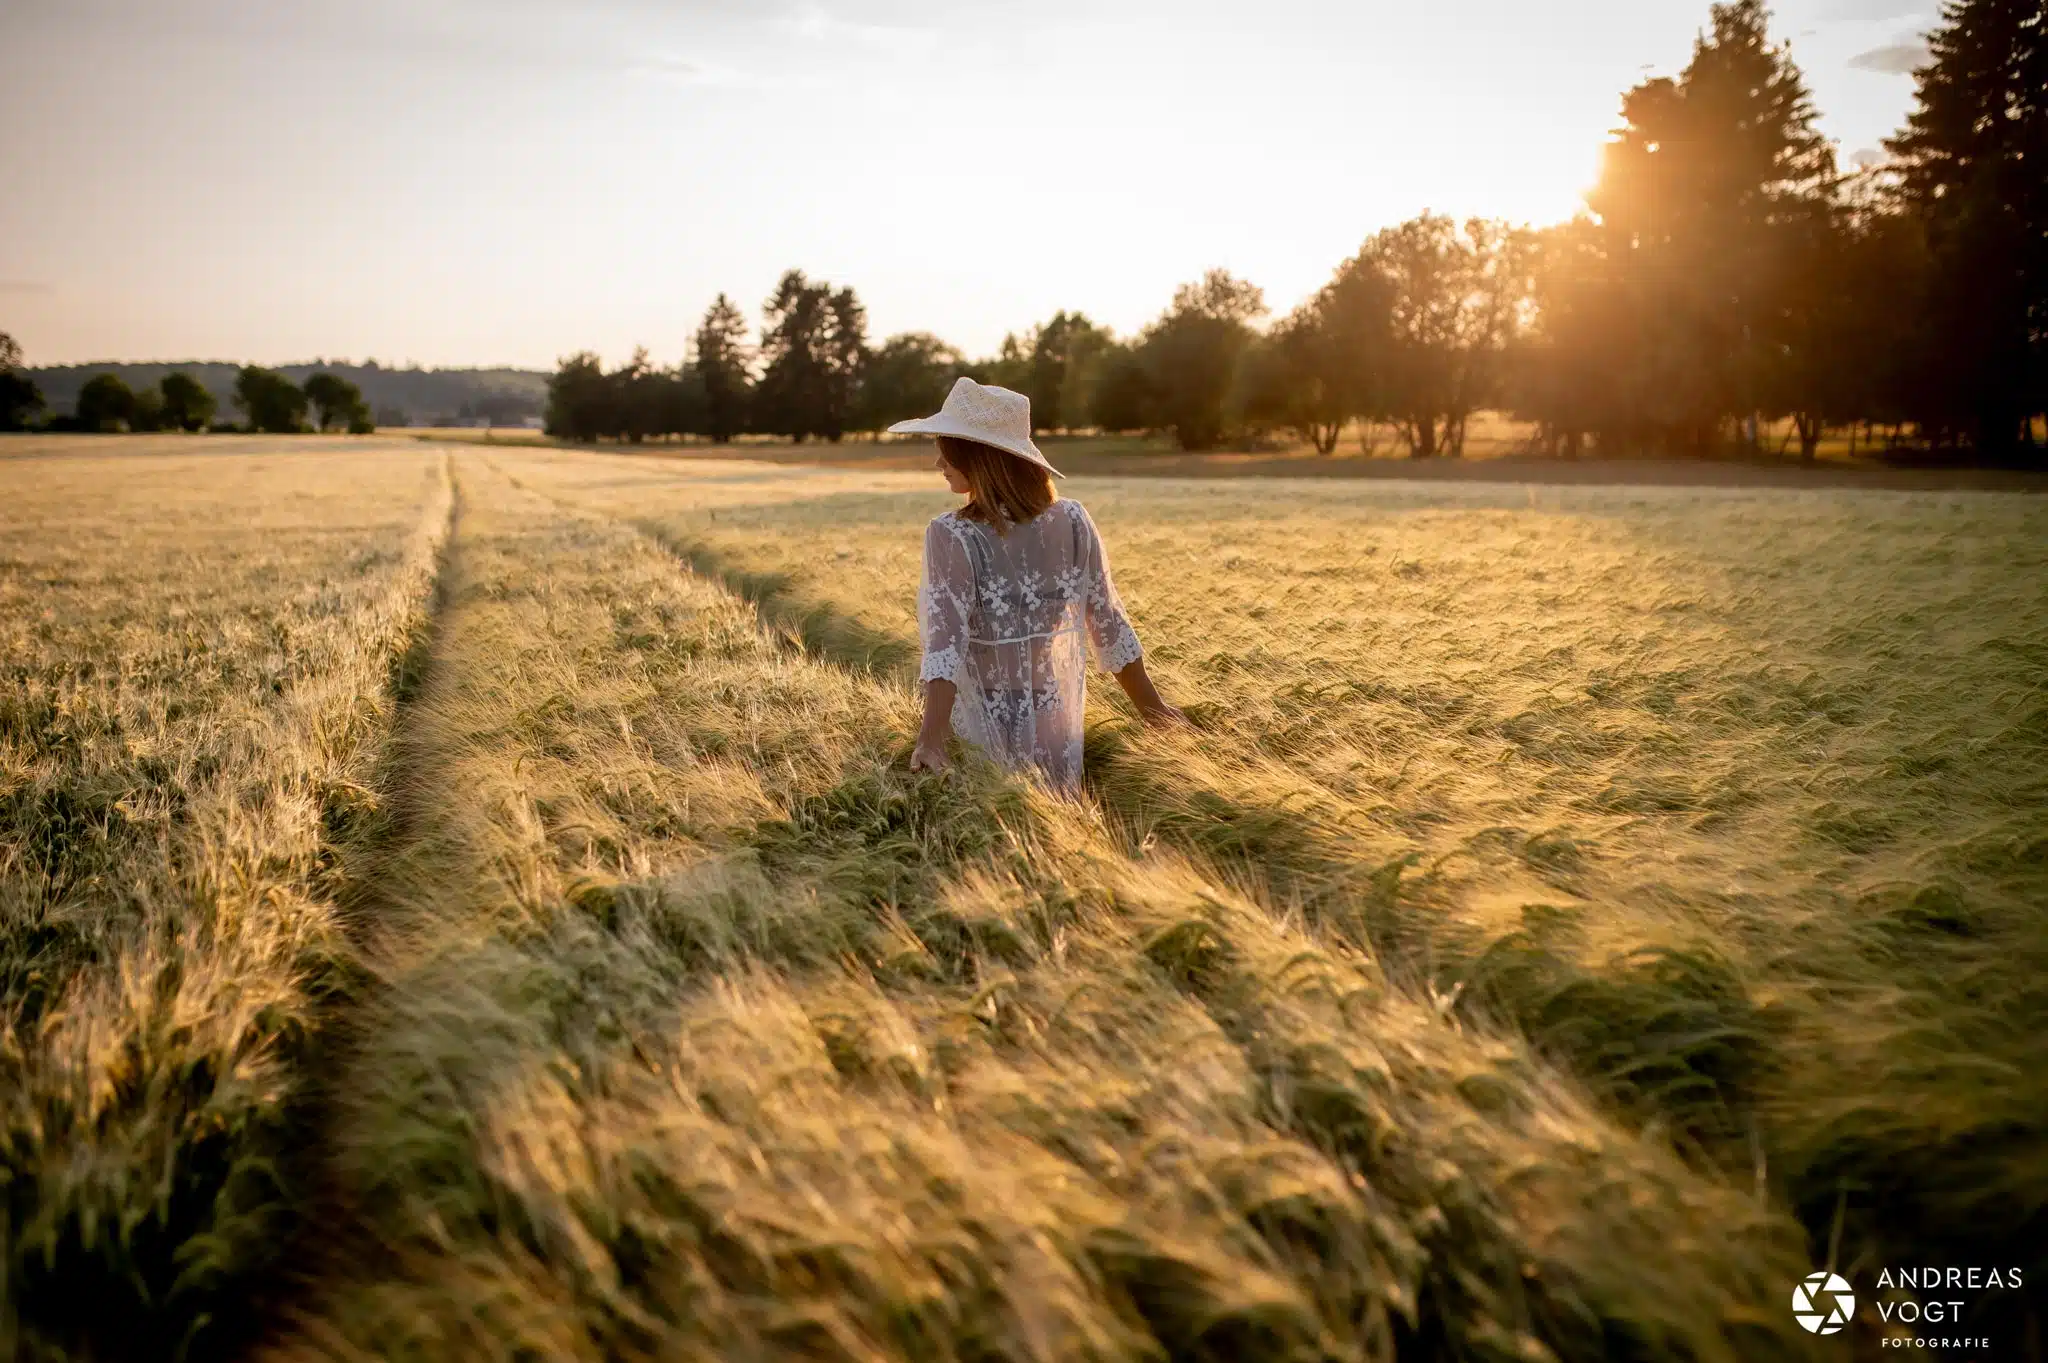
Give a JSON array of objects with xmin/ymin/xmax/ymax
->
[
  {"xmin": 911, "ymin": 679, "xmax": 957, "ymax": 772},
  {"xmin": 1074, "ymin": 503, "xmax": 1184, "ymax": 727},
  {"xmin": 912, "ymin": 519, "xmax": 973, "ymax": 773},
  {"xmin": 1114, "ymin": 658, "xmax": 1184, "ymax": 726}
]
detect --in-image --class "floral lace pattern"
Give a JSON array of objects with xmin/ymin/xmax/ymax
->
[{"xmin": 919, "ymin": 498, "xmax": 1144, "ymax": 793}]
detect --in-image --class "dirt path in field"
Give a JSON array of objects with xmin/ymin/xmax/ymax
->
[{"xmin": 246, "ymin": 452, "xmax": 462, "ymax": 1356}]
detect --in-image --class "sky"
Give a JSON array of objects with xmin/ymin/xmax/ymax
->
[{"xmin": 1, "ymin": 0, "xmax": 1943, "ymax": 370}]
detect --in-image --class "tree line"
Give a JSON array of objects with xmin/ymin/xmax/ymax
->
[
  {"xmin": 550, "ymin": 0, "xmax": 2043, "ymax": 463},
  {"xmin": 0, "ymin": 344, "xmax": 379, "ymax": 435}
]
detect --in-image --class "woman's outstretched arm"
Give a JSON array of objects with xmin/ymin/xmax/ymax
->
[{"xmin": 912, "ymin": 679, "xmax": 957, "ymax": 772}]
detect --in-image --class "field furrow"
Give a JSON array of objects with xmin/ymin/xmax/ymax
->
[
  {"xmin": 488, "ymin": 448, "xmax": 2048, "ymax": 1331},
  {"xmin": 278, "ymin": 454, "xmax": 1826, "ymax": 1362},
  {"xmin": 0, "ymin": 449, "xmax": 452, "ymax": 1359}
]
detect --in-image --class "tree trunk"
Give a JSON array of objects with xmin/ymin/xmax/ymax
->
[
  {"xmin": 1412, "ymin": 416, "xmax": 1438, "ymax": 458},
  {"xmin": 1796, "ymin": 413, "xmax": 1822, "ymax": 462}
]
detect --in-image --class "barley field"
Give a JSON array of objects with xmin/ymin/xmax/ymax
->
[{"xmin": 2, "ymin": 440, "xmax": 2042, "ymax": 1362}]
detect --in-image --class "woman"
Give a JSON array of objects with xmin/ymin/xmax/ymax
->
[{"xmin": 892, "ymin": 377, "xmax": 1182, "ymax": 793}]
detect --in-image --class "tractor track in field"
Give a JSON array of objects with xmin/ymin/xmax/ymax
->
[{"xmin": 238, "ymin": 451, "xmax": 463, "ymax": 1360}]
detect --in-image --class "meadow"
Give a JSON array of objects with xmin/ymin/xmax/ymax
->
[{"xmin": 1, "ymin": 438, "xmax": 2042, "ymax": 1361}]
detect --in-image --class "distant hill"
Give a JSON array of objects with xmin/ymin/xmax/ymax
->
[{"xmin": 25, "ymin": 361, "xmax": 550, "ymax": 426}]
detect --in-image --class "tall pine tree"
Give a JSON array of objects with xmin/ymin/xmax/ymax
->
[
  {"xmin": 1888, "ymin": 0, "xmax": 2046, "ymax": 456},
  {"xmin": 1578, "ymin": 0, "xmax": 1837, "ymax": 453},
  {"xmin": 691, "ymin": 293, "xmax": 753, "ymax": 444},
  {"xmin": 754, "ymin": 271, "xmax": 832, "ymax": 442}
]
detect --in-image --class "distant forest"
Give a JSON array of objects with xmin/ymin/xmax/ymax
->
[{"xmin": 20, "ymin": 361, "xmax": 546, "ymax": 428}]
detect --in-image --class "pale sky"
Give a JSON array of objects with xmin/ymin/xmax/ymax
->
[{"xmin": 2, "ymin": 0, "xmax": 1938, "ymax": 369}]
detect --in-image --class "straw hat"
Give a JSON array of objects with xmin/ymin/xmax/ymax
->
[{"xmin": 886, "ymin": 376, "xmax": 1064, "ymax": 478}]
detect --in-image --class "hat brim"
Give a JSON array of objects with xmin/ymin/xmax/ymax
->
[{"xmin": 885, "ymin": 415, "xmax": 1064, "ymax": 478}]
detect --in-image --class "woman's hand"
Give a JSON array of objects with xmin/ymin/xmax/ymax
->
[
  {"xmin": 1137, "ymin": 700, "xmax": 1187, "ymax": 728},
  {"xmin": 1116, "ymin": 659, "xmax": 1185, "ymax": 729},
  {"xmin": 910, "ymin": 678, "xmax": 957, "ymax": 775}
]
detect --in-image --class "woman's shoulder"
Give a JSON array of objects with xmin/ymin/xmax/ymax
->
[{"xmin": 925, "ymin": 508, "xmax": 976, "ymax": 551}]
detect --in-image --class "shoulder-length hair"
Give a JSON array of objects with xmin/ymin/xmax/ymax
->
[{"xmin": 938, "ymin": 435, "xmax": 1056, "ymax": 532}]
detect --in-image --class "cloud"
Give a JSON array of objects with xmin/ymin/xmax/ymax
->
[
  {"xmin": 1822, "ymin": 0, "xmax": 1934, "ymax": 19},
  {"xmin": 1848, "ymin": 38, "xmax": 1930, "ymax": 73},
  {"xmin": 14, "ymin": 0, "xmax": 772, "ymax": 87},
  {"xmin": 775, "ymin": 3, "xmax": 939, "ymax": 57}
]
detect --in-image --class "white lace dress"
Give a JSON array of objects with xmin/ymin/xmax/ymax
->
[{"xmin": 918, "ymin": 498, "xmax": 1145, "ymax": 793}]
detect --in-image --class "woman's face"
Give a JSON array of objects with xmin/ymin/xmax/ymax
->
[{"xmin": 935, "ymin": 446, "xmax": 971, "ymax": 494}]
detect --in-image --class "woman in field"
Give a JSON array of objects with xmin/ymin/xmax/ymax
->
[{"xmin": 897, "ymin": 376, "xmax": 1182, "ymax": 793}]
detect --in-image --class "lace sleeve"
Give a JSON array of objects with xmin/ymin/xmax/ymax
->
[
  {"xmin": 919, "ymin": 517, "xmax": 974, "ymax": 685},
  {"xmin": 1074, "ymin": 502, "xmax": 1143, "ymax": 674}
]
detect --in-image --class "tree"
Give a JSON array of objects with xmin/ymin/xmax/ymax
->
[
  {"xmin": 857, "ymin": 332, "xmax": 964, "ymax": 433},
  {"xmin": 1568, "ymin": 0, "xmax": 1838, "ymax": 454},
  {"xmin": 304, "ymin": 372, "xmax": 371, "ymax": 433},
  {"xmin": 157, "ymin": 371, "xmax": 217, "ymax": 432},
  {"xmin": 76, "ymin": 372, "xmax": 137, "ymax": 432},
  {"xmin": 1013, "ymin": 311, "xmax": 1114, "ymax": 434},
  {"xmin": 234, "ymin": 366, "xmax": 309, "ymax": 433},
  {"xmin": 1135, "ymin": 268, "xmax": 1267, "ymax": 451},
  {"xmin": 974, "ymin": 332, "xmax": 1032, "ymax": 397},
  {"xmin": 821, "ymin": 285, "xmax": 869, "ymax": 442},
  {"xmin": 545, "ymin": 352, "xmax": 611, "ymax": 441},
  {"xmin": 755, "ymin": 270, "xmax": 867, "ymax": 441},
  {"xmin": 1088, "ymin": 342, "xmax": 1157, "ymax": 434},
  {"xmin": 1239, "ymin": 263, "xmax": 1397, "ymax": 454},
  {"xmin": 1513, "ymin": 218, "xmax": 1613, "ymax": 456},
  {"xmin": 692, "ymin": 293, "xmax": 753, "ymax": 443},
  {"xmin": 657, "ymin": 362, "xmax": 708, "ymax": 439},
  {"xmin": 1887, "ymin": 0, "xmax": 2047, "ymax": 458},
  {"xmin": 128, "ymin": 385, "xmax": 166, "ymax": 433},
  {"xmin": 0, "ymin": 333, "xmax": 42, "ymax": 431},
  {"xmin": 1340, "ymin": 215, "xmax": 1534, "ymax": 457},
  {"xmin": 610, "ymin": 346, "xmax": 664, "ymax": 442},
  {"xmin": 1236, "ymin": 306, "xmax": 1349, "ymax": 454}
]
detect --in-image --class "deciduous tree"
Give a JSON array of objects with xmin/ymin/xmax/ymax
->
[
  {"xmin": 1342, "ymin": 215, "xmax": 1533, "ymax": 457},
  {"xmin": 76, "ymin": 372, "xmax": 136, "ymax": 432},
  {"xmin": 157, "ymin": 371, "xmax": 217, "ymax": 432},
  {"xmin": 0, "ymin": 333, "xmax": 42, "ymax": 431},
  {"xmin": 858, "ymin": 332, "xmax": 963, "ymax": 434},
  {"xmin": 1136, "ymin": 269, "xmax": 1267, "ymax": 451},
  {"xmin": 235, "ymin": 366, "xmax": 308, "ymax": 433},
  {"xmin": 305, "ymin": 372, "xmax": 371, "ymax": 433}
]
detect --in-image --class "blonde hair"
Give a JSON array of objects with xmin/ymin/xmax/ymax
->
[{"xmin": 938, "ymin": 435, "xmax": 1055, "ymax": 532}]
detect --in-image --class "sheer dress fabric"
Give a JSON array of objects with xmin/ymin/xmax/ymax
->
[{"xmin": 918, "ymin": 498, "xmax": 1144, "ymax": 793}]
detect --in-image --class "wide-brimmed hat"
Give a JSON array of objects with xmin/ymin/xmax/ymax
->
[{"xmin": 886, "ymin": 376, "xmax": 1064, "ymax": 478}]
